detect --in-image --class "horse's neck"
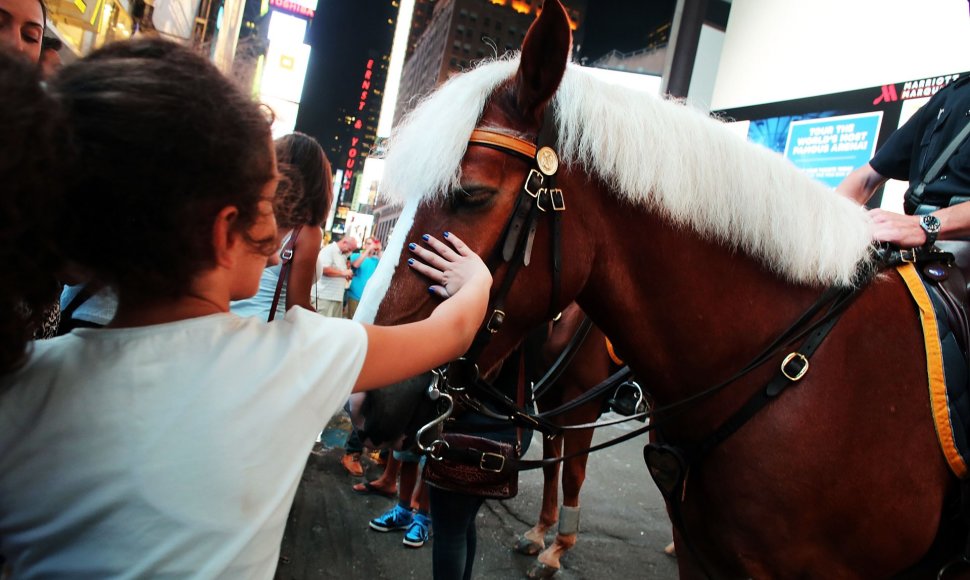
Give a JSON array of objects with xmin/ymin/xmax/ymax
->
[{"xmin": 576, "ymin": 198, "xmax": 821, "ymax": 407}]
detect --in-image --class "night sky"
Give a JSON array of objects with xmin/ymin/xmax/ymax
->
[
  {"xmin": 295, "ymin": 0, "xmax": 677, "ymax": 154},
  {"xmin": 295, "ymin": 0, "xmax": 396, "ymax": 155},
  {"xmin": 578, "ymin": 0, "xmax": 676, "ymax": 62}
]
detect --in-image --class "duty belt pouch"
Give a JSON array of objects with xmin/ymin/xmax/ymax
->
[{"xmin": 423, "ymin": 433, "xmax": 519, "ymax": 500}]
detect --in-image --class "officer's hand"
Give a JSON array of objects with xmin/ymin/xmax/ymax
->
[{"xmin": 868, "ymin": 209, "xmax": 927, "ymax": 247}]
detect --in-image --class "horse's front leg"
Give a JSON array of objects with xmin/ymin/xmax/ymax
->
[
  {"xmin": 529, "ymin": 424, "xmax": 594, "ymax": 579},
  {"xmin": 515, "ymin": 433, "xmax": 562, "ymax": 557}
]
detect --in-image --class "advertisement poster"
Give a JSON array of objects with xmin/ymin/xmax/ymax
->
[
  {"xmin": 716, "ymin": 71, "xmax": 968, "ymax": 207},
  {"xmin": 782, "ymin": 112, "xmax": 882, "ymax": 188}
]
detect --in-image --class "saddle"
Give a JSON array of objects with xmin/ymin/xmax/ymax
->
[
  {"xmin": 921, "ymin": 243, "xmax": 970, "ymax": 354},
  {"xmin": 883, "ymin": 242, "xmax": 970, "ymax": 358}
]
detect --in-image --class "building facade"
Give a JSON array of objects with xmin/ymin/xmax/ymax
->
[
  {"xmin": 373, "ymin": 0, "xmax": 587, "ymax": 242},
  {"xmin": 393, "ymin": 0, "xmax": 586, "ymax": 125}
]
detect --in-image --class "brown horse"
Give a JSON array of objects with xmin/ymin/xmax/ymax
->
[
  {"xmin": 356, "ymin": 1, "xmax": 959, "ymax": 577},
  {"xmin": 514, "ymin": 303, "xmax": 622, "ymax": 579}
]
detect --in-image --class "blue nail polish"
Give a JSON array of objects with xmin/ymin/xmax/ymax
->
[
  {"xmin": 408, "ymin": 242, "xmax": 416, "ymax": 250},
  {"xmin": 407, "ymin": 258, "xmax": 414, "ymax": 265},
  {"xmin": 421, "ymin": 234, "xmax": 430, "ymax": 241},
  {"xmin": 443, "ymin": 231, "xmax": 450, "ymax": 238}
]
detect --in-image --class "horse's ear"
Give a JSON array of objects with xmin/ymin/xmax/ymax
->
[{"xmin": 515, "ymin": 0, "xmax": 571, "ymax": 120}]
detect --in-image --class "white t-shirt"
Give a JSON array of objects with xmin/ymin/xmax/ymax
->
[
  {"xmin": 0, "ymin": 308, "xmax": 367, "ymax": 579},
  {"xmin": 314, "ymin": 242, "xmax": 349, "ymax": 302}
]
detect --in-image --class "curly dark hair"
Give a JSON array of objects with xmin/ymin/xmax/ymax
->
[
  {"xmin": 50, "ymin": 38, "xmax": 276, "ymax": 301},
  {"xmin": 273, "ymin": 132, "xmax": 331, "ymax": 230},
  {"xmin": 0, "ymin": 50, "xmax": 63, "ymax": 373}
]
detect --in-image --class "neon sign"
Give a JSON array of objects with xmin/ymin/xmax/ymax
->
[
  {"xmin": 269, "ymin": 0, "xmax": 314, "ymax": 19},
  {"xmin": 343, "ymin": 58, "xmax": 375, "ymax": 192}
]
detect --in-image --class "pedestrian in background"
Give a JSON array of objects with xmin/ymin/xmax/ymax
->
[
  {"xmin": 232, "ymin": 132, "xmax": 330, "ymax": 321},
  {"xmin": 346, "ymin": 236, "xmax": 382, "ymax": 319},
  {"xmin": 315, "ymin": 236, "xmax": 357, "ymax": 317}
]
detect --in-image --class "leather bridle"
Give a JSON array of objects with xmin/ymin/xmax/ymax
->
[{"xmin": 444, "ymin": 112, "xmax": 568, "ymax": 416}]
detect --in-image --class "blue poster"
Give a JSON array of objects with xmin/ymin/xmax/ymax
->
[{"xmin": 782, "ymin": 112, "xmax": 883, "ymax": 188}]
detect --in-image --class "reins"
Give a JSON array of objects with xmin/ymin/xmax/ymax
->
[{"xmin": 530, "ymin": 315, "xmax": 594, "ymax": 401}]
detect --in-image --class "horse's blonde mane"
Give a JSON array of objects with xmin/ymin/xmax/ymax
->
[{"xmin": 381, "ymin": 56, "xmax": 874, "ymax": 287}]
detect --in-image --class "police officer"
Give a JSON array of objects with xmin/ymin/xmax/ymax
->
[{"xmin": 838, "ymin": 75, "xmax": 970, "ymax": 248}]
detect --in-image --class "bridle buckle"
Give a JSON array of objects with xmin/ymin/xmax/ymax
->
[
  {"xmin": 524, "ymin": 169, "xmax": 545, "ymax": 197},
  {"xmin": 780, "ymin": 352, "xmax": 809, "ymax": 381},
  {"xmin": 480, "ymin": 451, "xmax": 506, "ymax": 472},
  {"xmin": 486, "ymin": 309, "xmax": 506, "ymax": 334},
  {"xmin": 549, "ymin": 188, "xmax": 566, "ymax": 211}
]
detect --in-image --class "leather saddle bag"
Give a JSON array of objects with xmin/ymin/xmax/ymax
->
[{"xmin": 423, "ymin": 433, "xmax": 518, "ymax": 500}]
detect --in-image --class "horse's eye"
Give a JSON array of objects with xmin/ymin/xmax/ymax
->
[{"xmin": 450, "ymin": 186, "xmax": 495, "ymax": 210}]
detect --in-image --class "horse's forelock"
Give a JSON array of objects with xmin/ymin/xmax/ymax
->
[
  {"xmin": 380, "ymin": 57, "xmax": 520, "ymax": 205},
  {"xmin": 353, "ymin": 198, "xmax": 419, "ymax": 324}
]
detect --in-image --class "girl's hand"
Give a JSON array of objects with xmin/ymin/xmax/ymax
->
[{"xmin": 407, "ymin": 232, "xmax": 491, "ymax": 299}]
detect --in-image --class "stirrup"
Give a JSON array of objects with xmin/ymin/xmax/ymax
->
[{"xmin": 607, "ymin": 381, "xmax": 648, "ymax": 421}]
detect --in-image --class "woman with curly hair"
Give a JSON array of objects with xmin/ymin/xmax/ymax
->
[
  {"xmin": 0, "ymin": 49, "xmax": 63, "ymax": 374},
  {"xmin": 231, "ymin": 132, "xmax": 330, "ymax": 320},
  {"xmin": 0, "ymin": 38, "xmax": 491, "ymax": 577}
]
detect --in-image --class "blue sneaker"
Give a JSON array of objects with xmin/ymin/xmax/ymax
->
[
  {"xmin": 403, "ymin": 513, "xmax": 431, "ymax": 548},
  {"xmin": 369, "ymin": 504, "xmax": 413, "ymax": 532}
]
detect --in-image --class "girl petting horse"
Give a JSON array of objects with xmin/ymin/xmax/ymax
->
[{"xmin": 0, "ymin": 39, "xmax": 491, "ymax": 577}]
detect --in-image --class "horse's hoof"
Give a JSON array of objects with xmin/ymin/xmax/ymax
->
[
  {"xmin": 527, "ymin": 562, "xmax": 560, "ymax": 579},
  {"xmin": 514, "ymin": 537, "xmax": 543, "ymax": 555}
]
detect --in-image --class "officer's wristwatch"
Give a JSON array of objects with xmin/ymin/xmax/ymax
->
[{"xmin": 919, "ymin": 214, "xmax": 942, "ymax": 248}]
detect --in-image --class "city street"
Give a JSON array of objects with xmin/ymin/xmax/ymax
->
[{"xmin": 274, "ymin": 413, "xmax": 679, "ymax": 580}]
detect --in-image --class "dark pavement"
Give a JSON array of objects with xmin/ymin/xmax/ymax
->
[{"xmin": 274, "ymin": 413, "xmax": 679, "ymax": 580}]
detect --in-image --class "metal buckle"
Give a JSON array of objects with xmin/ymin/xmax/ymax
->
[
  {"xmin": 486, "ymin": 309, "xmax": 505, "ymax": 334},
  {"xmin": 900, "ymin": 248, "xmax": 917, "ymax": 263},
  {"xmin": 535, "ymin": 188, "xmax": 549, "ymax": 212},
  {"xmin": 280, "ymin": 249, "xmax": 294, "ymax": 260},
  {"xmin": 524, "ymin": 169, "xmax": 544, "ymax": 197},
  {"xmin": 480, "ymin": 451, "xmax": 506, "ymax": 472},
  {"xmin": 549, "ymin": 188, "xmax": 566, "ymax": 211},
  {"xmin": 781, "ymin": 352, "xmax": 809, "ymax": 381}
]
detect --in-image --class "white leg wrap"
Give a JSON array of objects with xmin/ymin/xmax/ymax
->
[{"xmin": 558, "ymin": 505, "xmax": 580, "ymax": 536}]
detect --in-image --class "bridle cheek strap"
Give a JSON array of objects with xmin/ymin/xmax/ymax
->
[{"xmin": 450, "ymin": 114, "xmax": 566, "ymax": 394}]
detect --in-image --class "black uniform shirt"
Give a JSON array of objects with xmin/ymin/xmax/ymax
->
[{"xmin": 871, "ymin": 76, "xmax": 970, "ymax": 211}]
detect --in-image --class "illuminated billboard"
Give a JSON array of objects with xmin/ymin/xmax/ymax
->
[
  {"xmin": 717, "ymin": 70, "xmax": 969, "ymax": 212},
  {"xmin": 268, "ymin": 0, "xmax": 316, "ymax": 18},
  {"xmin": 267, "ymin": 9, "xmax": 307, "ymax": 44},
  {"xmin": 259, "ymin": 40, "xmax": 311, "ymax": 103}
]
